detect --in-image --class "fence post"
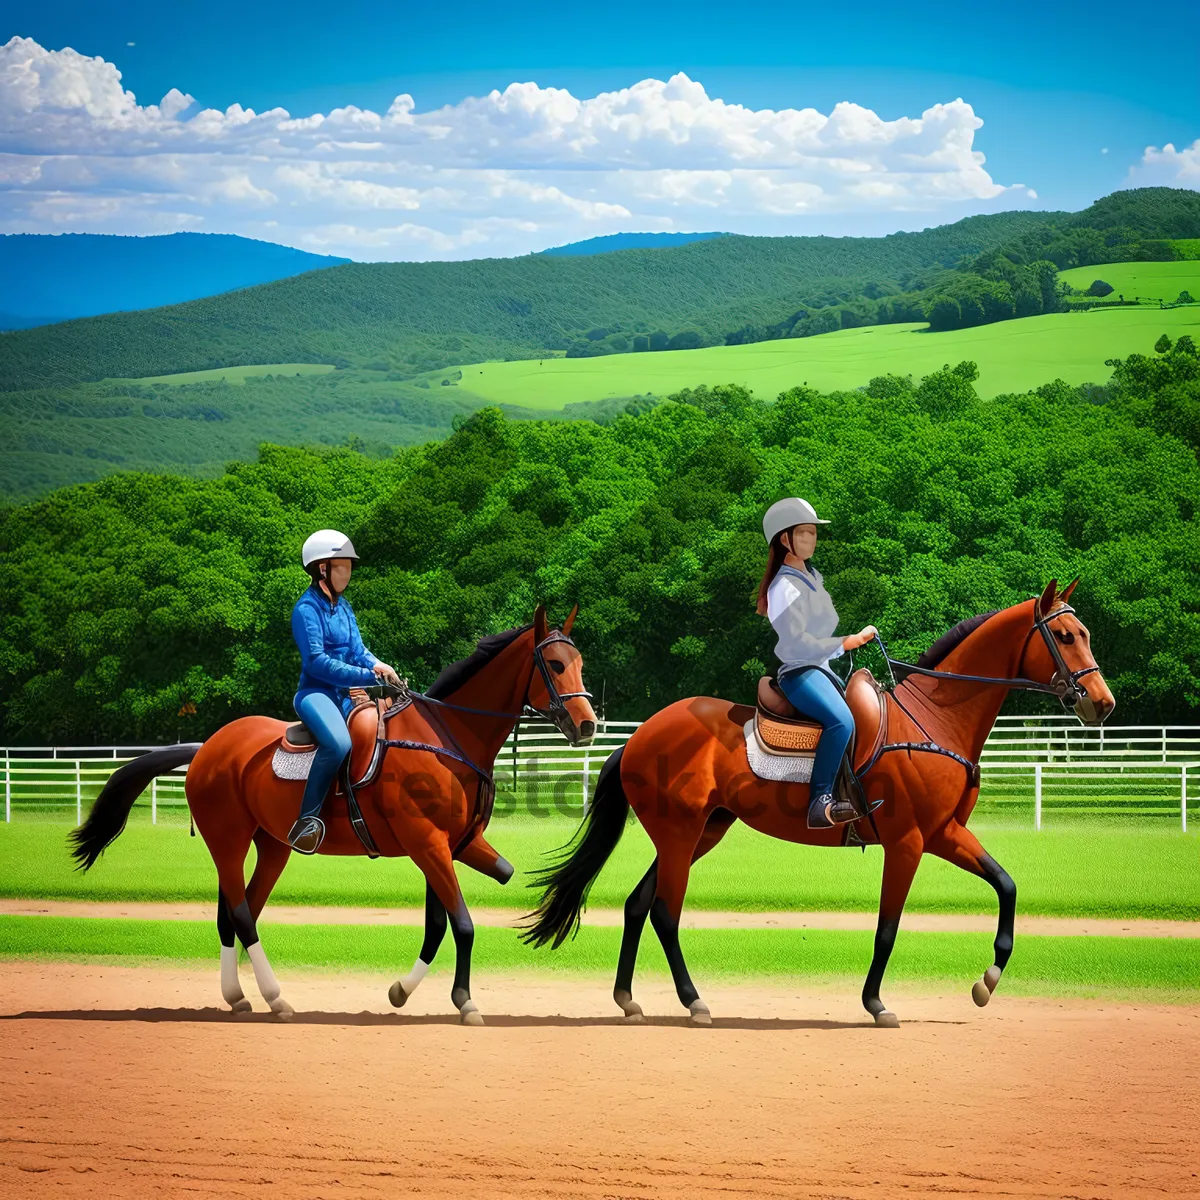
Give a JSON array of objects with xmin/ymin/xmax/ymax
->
[
  {"xmin": 1183, "ymin": 766, "xmax": 1189, "ymax": 834},
  {"xmin": 1034, "ymin": 764, "xmax": 1042, "ymax": 831},
  {"xmin": 75, "ymin": 760, "xmax": 82, "ymax": 826},
  {"xmin": 3, "ymin": 752, "xmax": 9, "ymax": 823},
  {"xmin": 1162, "ymin": 728, "xmax": 1167, "ymax": 764},
  {"xmin": 581, "ymin": 750, "xmax": 591, "ymax": 813},
  {"xmin": 151, "ymin": 776, "xmax": 158, "ymax": 825},
  {"xmin": 512, "ymin": 726, "xmax": 519, "ymax": 791}
]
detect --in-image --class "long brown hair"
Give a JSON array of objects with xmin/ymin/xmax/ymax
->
[{"xmin": 757, "ymin": 529, "xmax": 813, "ymax": 615}]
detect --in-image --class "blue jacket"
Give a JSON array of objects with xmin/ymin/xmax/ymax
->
[{"xmin": 292, "ymin": 584, "xmax": 379, "ymax": 717}]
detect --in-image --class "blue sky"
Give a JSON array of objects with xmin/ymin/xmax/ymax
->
[{"xmin": 3, "ymin": 1, "xmax": 1198, "ymax": 257}]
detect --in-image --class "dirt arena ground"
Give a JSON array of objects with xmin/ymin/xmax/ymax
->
[{"xmin": 2, "ymin": 962, "xmax": 1198, "ymax": 1199}]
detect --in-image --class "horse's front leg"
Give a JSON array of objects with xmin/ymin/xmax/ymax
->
[
  {"xmin": 863, "ymin": 829, "xmax": 923, "ymax": 1027},
  {"xmin": 389, "ymin": 880, "xmax": 448, "ymax": 1008},
  {"xmin": 926, "ymin": 821, "xmax": 1016, "ymax": 1007}
]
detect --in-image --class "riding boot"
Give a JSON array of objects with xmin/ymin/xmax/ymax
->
[
  {"xmin": 806, "ymin": 791, "xmax": 860, "ymax": 829},
  {"xmin": 287, "ymin": 815, "xmax": 326, "ymax": 854}
]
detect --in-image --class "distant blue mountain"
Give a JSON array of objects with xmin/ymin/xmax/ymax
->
[
  {"xmin": 540, "ymin": 231, "xmax": 728, "ymax": 256},
  {"xmin": 0, "ymin": 232, "xmax": 351, "ymax": 329}
]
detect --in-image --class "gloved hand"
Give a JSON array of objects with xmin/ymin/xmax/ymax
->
[{"xmin": 842, "ymin": 625, "xmax": 878, "ymax": 653}]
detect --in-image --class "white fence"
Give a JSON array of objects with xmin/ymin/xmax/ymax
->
[{"xmin": 2, "ymin": 715, "xmax": 1198, "ymax": 830}]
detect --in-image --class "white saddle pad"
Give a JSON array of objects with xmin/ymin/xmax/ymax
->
[
  {"xmin": 272, "ymin": 745, "xmax": 315, "ymax": 780},
  {"xmin": 742, "ymin": 720, "xmax": 814, "ymax": 783}
]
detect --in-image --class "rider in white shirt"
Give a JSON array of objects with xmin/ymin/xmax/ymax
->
[{"xmin": 757, "ymin": 497, "xmax": 877, "ymax": 828}]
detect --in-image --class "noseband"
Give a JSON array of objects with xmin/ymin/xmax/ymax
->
[{"xmin": 531, "ymin": 629, "xmax": 594, "ymax": 734}]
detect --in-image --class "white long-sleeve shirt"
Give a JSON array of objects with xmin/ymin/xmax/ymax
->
[{"xmin": 766, "ymin": 564, "xmax": 846, "ymax": 673}]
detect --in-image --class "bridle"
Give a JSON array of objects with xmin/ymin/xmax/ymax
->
[
  {"xmin": 874, "ymin": 603, "xmax": 1099, "ymax": 712},
  {"xmin": 847, "ymin": 600, "xmax": 1106, "ymax": 813},
  {"xmin": 367, "ymin": 626, "xmax": 593, "ymax": 860}
]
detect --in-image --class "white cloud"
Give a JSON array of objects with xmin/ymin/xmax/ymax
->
[
  {"xmin": 1124, "ymin": 140, "xmax": 1200, "ymax": 188},
  {"xmin": 0, "ymin": 35, "xmax": 1033, "ymax": 260}
]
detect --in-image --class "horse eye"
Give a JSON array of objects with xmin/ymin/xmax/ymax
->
[
  {"xmin": 550, "ymin": 660, "xmax": 566, "ymax": 674},
  {"xmin": 1055, "ymin": 631, "xmax": 1075, "ymax": 645}
]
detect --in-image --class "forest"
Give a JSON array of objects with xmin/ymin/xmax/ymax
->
[{"xmin": 2, "ymin": 337, "xmax": 1196, "ymax": 743}]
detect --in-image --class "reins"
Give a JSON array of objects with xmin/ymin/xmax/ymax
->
[
  {"xmin": 371, "ymin": 628, "xmax": 593, "ymax": 857},
  {"xmin": 852, "ymin": 602, "xmax": 1100, "ymax": 797}
]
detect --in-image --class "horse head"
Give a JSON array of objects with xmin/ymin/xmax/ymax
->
[
  {"xmin": 527, "ymin": 603, "xmax": 597, "ymax": 746},
  {"xmin": 1027, "ymin": 578, "xmax": 1116, "ymax": 726}
]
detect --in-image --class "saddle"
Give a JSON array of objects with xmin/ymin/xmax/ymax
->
[
  {"xmin": 274, "ymin": 689, "xmax": 390, "ymax": 790},
  {"xmin": 751, "ymin": 670, "xmax": 888, "ymax": 820}
]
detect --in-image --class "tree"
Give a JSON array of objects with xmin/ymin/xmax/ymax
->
[
  {"xmin": 1155, "ymin": 334, "xmax": 1174, "ymax": 354},
  {"xmin": 1088, "ymin": 279, "xmax": 1115, "ymax": 297},
  {"xmin": 666, "ymin": 330, "xmax": 702, "ymax": 351},
  {"xmin": 1175, "ymin": 335, "xmax": 1197, "ymax": 357},
  {"xmin": 925, "ymin": 295, "xmax": 961, "ymax": 331},
  {"xmin": 632, "ymin": 334, "xmax": 650, "ymax": 352},
  {"xmin": 1178, "ymin": 291, "xmax": 1195, "ymax": 305},
  {"xmin": 648, "ymin": 331, "xmax": 670, "ymax": 351}
]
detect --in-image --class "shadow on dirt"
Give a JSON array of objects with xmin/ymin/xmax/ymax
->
[{"xmin": 0, "ymin": 1007, "xmax": 966, "ymax": 1030}]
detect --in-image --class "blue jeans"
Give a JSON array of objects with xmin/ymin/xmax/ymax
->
[
  {"xmin": 777, "ymin": 667, "xmax": 853, "ymax": 799},
  {"xmin": 294, "ymin": 690, "xmax": 352, "ymax": 822}
]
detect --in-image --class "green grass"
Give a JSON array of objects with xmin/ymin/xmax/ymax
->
[
  {"xmin": 126, "ymin": 363, "xmax": 337, "ymax": 386},
  {"xmin": 1058, "ymin": 260, "xmax": 1200, "ymax": 301},
  {"xmin": 1172, "ymin": 239, "xmax": 1200, "ymax": 261},
  {"xmin": 2, "ymin": 915, "xmax": 1196, "ymax": 999},
  {"xmin": 3, "ymin": 815, "xmax": 1197, "ymax": 919},
  {"xmin": 447, "ymin": 307, "xmax": 1200, "ymax": 410}
]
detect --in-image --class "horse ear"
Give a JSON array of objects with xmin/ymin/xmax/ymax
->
[
  {"xmin": 1060, "ymin": 576, "xmax": 1079, "ymax": 603},
  {"xmin": 1038, "ymin": 579, "xmax": 1058, "ymax": 616},
  {"xmin": 533, "ymin": 604, "xmax": 548, "ymax": 642},
  {"xmin": 562, "ymin": 602, "xmax": 579, "ymax": 636}
]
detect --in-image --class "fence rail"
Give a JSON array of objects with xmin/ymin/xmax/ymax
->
[{"xmin": 3, "ymin": 716, "xmax": 1198, "ymax": 830}]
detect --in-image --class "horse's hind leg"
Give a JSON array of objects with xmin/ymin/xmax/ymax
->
[
  {"xmin": 389, "ymin": 881, "xmax": 448, "ymax": 1008},
  {"xmin": 216, "ymin": 891, "xmax": 251, "ymax": 1013},
  {"xmin": 649, "ymin": 832, "xmax": 712, "ymax": 1025},
  {"xmin": 863, "ymin": 831, "xmax": 923, "ymax": 1028},
  {"xmin": 614, "ymin": 809, "xmax": 735, "ymax": 1022},
  {"xmin": 210, "ymin": 834, "xmax": 294, "ymax": 1021},
  {"xmin": 247, "ymin": 828, "xmax": 292, "ymax": 920},
  {"xmin": 614, "ymin": 860, "xmax": 656, "ymax": 1021},
  {"xmin": 927, "ymin": 821, "xmax": 1016, "ymax": 1007}
]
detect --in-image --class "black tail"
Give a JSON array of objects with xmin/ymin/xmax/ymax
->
[
  {"xmin": 521, "ymin": 745, "xmax": 631, "ymax": 949},
  {"xmin": 69, "ymin": 743, "xmax": 203, "ymax": 870}
]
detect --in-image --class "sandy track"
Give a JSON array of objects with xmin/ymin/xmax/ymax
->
[
  {"xmin": 1, "ymin": 962, "xmax": 1198, "ymax": 1199},
  {"xmin": 4, "ymin": 898, "xmax": 1198, "ymax": 937}
]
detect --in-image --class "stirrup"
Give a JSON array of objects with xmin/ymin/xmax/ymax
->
[
  {"xmin": 287, "ymin": 816, "xmax": 325, "ymax": 855},
  {"xmin": 807, "ymin": 793, "xmax": 859, "ymax": 829}
]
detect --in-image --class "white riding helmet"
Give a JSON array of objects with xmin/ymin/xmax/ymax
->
[
  {"xmin": 301, "ymin": 529, "xmax": 360, "ymax": 568},
  {"xmin": 763, "ymin": 497, "xmax": 830, "ymax": 544}
]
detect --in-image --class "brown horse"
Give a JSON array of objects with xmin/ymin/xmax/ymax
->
[
  {"xmin": 72, "ymin": 605, "xmax": 595, "ymax": 1025},
  {"xmin": 525, "ymin": 580, "xmax": 1115, "ymax": 1026}
]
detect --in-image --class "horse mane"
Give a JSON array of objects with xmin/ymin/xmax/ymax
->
[
  {"xmin": 425, "ymin": 624, "xmax": 533, "ymax": 699},
  {"xmin": 915, "ymin": 610, "xmax": 1000, "ymax": 670}
]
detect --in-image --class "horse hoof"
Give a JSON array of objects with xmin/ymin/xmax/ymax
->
[
  {"xmin": 984, "ymin": 965, "xmax": 1002, "ymax": 992},
  {"xmin": 459, "ymin": 1000, "xmax": 485, "ymax": 1027},
  {"xmin": 972, "ymin": 979, "xmax": 992, "ymax": 1007},
  {"xmin": 229, "ymin": 997, "xmax": 252, "ymax": 1014},
  {"xmin": 614, "ymin": 990, "xmax": 644, "ymax": 1021},
  {"xmin": 269, "ymin": 997, "xmax": 295, "ymax": 1021},
  {"xmin": 689, "ymin": 1000, "xmax": 712, "ymax": 1026},
  {"xmin": 388, "ymin": 981, "xmax": 408, "ymax": 1009},
  {"xmin": 625, "ymin": 1009, "xmax": 646, "ymax": 1024},
  {"xmin": 874, "ymin": 1010, "xmax": 900, "ymax": 1028}
]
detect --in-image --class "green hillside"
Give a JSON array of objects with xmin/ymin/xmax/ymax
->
[
  {"xmin": 1058, "ymin": 260, "xmax": 1200, "ymax": 301},
  {"xmin": 450, "ymin": 307, "xmax": 1200, "ymax": 409},
  {"xmin": 0, "ymin": 208, "xmax": 1060, "ymax": 392}
]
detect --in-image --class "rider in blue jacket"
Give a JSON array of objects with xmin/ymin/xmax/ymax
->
[{"xmin": 288, "ymin": 529, "xmax": 401, "ymax": 854}]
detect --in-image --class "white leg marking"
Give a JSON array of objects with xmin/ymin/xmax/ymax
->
[
  {"xmin": 247, "ymin": 941, "xmax": 293, "ymax": 1019},
  {"xmin": 220, "ymin": 945, "xmax": 251, "ymax": 1013},
  {"xmin": 688, "ymin": 998, "xmax": 712, "ymax": 1026},
  {"xmin": 388, "ymin": 958, "xmax": 429, "ymax": 1008}
]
